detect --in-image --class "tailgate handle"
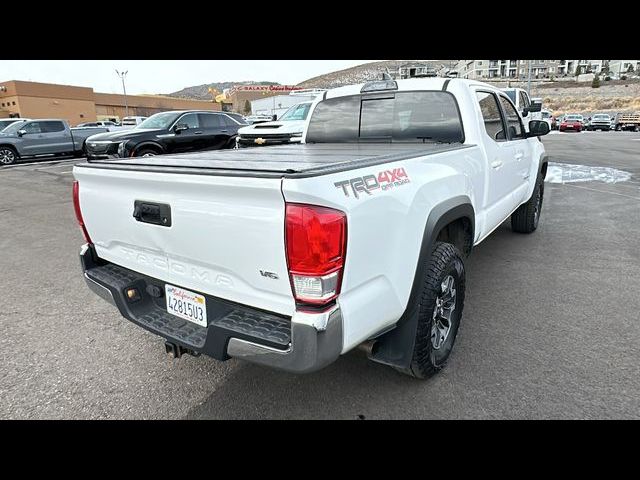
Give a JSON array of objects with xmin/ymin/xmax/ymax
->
[{"xmin": 133, "ymin": 201, "xmax": 172, "ymax": 227}]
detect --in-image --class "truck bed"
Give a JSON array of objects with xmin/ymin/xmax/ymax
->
[{"xmin": 78, "ymin": 143, "xmax": 472, "ymax": 178}]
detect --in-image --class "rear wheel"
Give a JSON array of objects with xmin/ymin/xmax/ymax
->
[
  {"xmin": 0, "ymin": 146, "xmax": 18, "ymax": 165},
  {"xmin": 511, "ymin": 173, "xmax": 544, "ymax": 233},
  {"xmin": 395, "ymin": 242, "xmax": 466, "ymax": 379}
]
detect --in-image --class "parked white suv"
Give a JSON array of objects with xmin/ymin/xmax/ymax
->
[{"xmin": 73, "ymin": 78, "xmax": 549, "ymax": 378}]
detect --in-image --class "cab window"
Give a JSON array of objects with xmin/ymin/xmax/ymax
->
[
  {"xmin": 476, "ymin": 91, "xmax": 506, "ymax": 142},
  {"xmin": 498, "ymin": 96, "xmax": 525, "ymax": 140}
]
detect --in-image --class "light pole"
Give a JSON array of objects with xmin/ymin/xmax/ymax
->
[
  {"xmin": 115, "ymin": 69, "xmax": 129, "ymax": 118},
  {"xmin": 527, "ymin": 60, "xmax": 532, "ymax": 96}
]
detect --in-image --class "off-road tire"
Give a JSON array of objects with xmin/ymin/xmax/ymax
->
[
  {"xmin": 511, "ymin": 173, "xmax": 544, "ymax": 233},
  {"xmin": 395, "ymin": 242, "xmax": 466, "ymax": 379}
]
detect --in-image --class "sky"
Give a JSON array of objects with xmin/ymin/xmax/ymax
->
[{"xmin": 1, "ymin": 60, "xmax": 373, "ymax": 95}]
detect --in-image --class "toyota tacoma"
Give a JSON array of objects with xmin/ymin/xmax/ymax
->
[{"xmin": 73, "ymin": 78, "xmax": 549, "ymax": 378}]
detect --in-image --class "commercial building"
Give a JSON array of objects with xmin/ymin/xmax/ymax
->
[
  {"xmin": 251, "ymin": 93, "xmax": 319, "ymax": 118},
  {"xmin": 0, "ymin": 80, "xmax": 220, "ymax": 125},
  {"xmin": 222, "ymin": 85, "xmax": 304, "ymax": 114}
]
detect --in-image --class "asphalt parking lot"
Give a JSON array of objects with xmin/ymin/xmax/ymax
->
[{"xmin": 1, "ymin": 131, "xmax": 639, "ymax": 419}]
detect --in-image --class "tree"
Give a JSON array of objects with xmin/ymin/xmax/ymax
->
[
  {"xmin": 591, "ymin": 74, "xmax": 600, "ymax": 88},
  {"xmin": 243, "ymin": 99, "xmax": 251, "ymax": 115}
]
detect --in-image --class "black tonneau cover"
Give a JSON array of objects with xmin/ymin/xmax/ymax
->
[{"xmin": 77, "ymin": 143, "xmax": 473, "ymax": 179}]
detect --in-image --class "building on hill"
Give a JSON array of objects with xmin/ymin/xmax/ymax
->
[
  {"xmin": 0, "ymin": 80, "xmax": 220, "ymax": 124},
  {"xmin": 454, "ymin": 60, "xmax": 618, "ymax": 80},
  {"xmin": 398, "ymin": 63, "xmax": 437, "ymax": 79},
  {"xmin": 607, "ymin": 60, "xmax": 640, "ymax": 76}
]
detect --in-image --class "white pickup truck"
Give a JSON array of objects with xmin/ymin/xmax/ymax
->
[{"xmin": 73, "ymin": 77, "xmax": 550, "ymax": 378}]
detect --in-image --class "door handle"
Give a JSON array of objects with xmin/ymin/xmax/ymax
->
[
  {"xmin": 491, "ymin": 160, "xmax": 503, "ymax": 169},
  {"xmin": 194, "ymin": 131, "xmax": 203, "ymax": 135},
  {"xmin": 515, "ymin": 152, "xmax": 524, "ymax": 160},
  {"xmin": 220, "ymin": 130, "xmax": 228, "ymax": 133}
]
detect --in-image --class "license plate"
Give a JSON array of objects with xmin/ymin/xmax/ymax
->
[{"xmin": 165, "ymin": 284, "xmax": 207, "ymax": 327}]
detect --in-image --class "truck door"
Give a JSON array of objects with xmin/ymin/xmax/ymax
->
[
  {"xmin": 40, "ymin": 121, "xmax": 74, "ymax": 154},
  {"xmin": 474, "ymin": 91, "xmax": 522, "ymax": 231},
  {"xmin": 497, "ymin": 95, "xmax": 533, "ymax": 205},
  {"xmin": 16, "ymin": 121, "xmax": 48, "ymax": 155}
]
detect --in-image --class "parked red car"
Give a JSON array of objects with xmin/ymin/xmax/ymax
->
[{"xmin": 559, "ymin": 114, "xmax": 584, "ymax": 132}]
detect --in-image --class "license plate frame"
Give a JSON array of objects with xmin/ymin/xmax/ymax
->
[{"xmin": 165, "ymin": 284, "xmax": 207, "ymax": 327}]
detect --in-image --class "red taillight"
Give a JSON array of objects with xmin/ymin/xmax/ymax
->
[
  {"xmin": 285, "ymin": 203, "xmax": 347, "ymax": 306},
  {"xmin": 72, "ymin": 180, "xmax": 92, "ymax": 245}
]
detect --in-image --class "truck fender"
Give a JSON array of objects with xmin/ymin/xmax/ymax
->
[
  {"xmin": 368, "ymin": 196, "xmax": 474, "ymax": 370},
  {"xmin": 539, "ymin": 154, "xmax": 549, "ymax": 179}
]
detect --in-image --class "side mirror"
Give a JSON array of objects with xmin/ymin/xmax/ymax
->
[
  {"xmin": 528, "ymin": 120, "xmax": 550, "ymax": 137},
  {"xmin": 17, "ymin": 129, "xmax": 26, "ymax": 137},
  {"xmin": 522, "ymin": 109, "xmax": 529, "ymax": 118},
  {"xmin": 174, "ymin": 123, "xmax": 188, "ymax": 133}
]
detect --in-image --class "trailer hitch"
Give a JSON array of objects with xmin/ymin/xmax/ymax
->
[{"xmin": 164, "ymin": 341, "xmax": 199, "ymax": 359}]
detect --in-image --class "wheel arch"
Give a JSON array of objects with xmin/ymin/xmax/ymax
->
[
  {"xmin": 539, "ymin": 154, "xmax": 549, "ymax": 179},
  {"xmin": 0, "ymin": 144, "xmax": 20, "ymax": 156},
  {"xmin": 368, "ymin": 195, "xmax": 474, "ymax": 369},
  {"xmin": 131, "ymin": 141, "xmax": 164, "ymax": 156}
]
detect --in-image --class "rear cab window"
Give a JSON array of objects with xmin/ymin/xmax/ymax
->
[
  {"xmin": 476, "ymin": 91, "xmax": 507, "ymax": 142},
  {"xmin": 41, "ymin": 121, "xmax": 66, "ymax": 133},
  {"xmin": 497, "ymin": 96, "xmax": 525, "ymax": 140},
  {"xmin": 306, "ymin": 91, "xmax": 464, "ymax": 144}
]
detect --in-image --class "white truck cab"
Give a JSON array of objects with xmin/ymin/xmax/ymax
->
[{"xmin": 502, "ymin": 88, "xmax": 543, "ymax": 125}]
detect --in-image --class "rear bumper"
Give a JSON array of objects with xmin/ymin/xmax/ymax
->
[{"xmin": 80, "ymin": 244, "xmax": 342, "ymax": 373}]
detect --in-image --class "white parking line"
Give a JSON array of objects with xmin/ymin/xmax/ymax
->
[{"xmin": 35, "ymin": 162, "xmax": 78, "ymax": 170}]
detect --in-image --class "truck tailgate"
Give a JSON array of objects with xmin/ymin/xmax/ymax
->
[{"xmin": 73, "ymin": 166, "xmax": 294, "ymax": 316}]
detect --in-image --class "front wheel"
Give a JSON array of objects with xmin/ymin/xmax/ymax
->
[
  {"xmin": 511, "ymin": 173, "xmax": 544, "ymax": 233},
  {"xmin": 0, "ymin": 146, "xmax": 18, "ymax": 165},
  {"xmin": 134, "ymin": 148, "xmax": 158, "ymax": 157},
  {"xmin": 395, "ymin": 242, "xmax": 466, "ymax": 379}
]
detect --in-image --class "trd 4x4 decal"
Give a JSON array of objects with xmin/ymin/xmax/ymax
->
[{"xmin": 334, "ymin": 167, "xmax": 410, "ymax": 198}]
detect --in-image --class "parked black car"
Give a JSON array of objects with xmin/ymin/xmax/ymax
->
[{"xmin": 84, "ymin": 110, "xmax": 247, "ymax": 159}]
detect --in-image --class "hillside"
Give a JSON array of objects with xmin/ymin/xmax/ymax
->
[
  {"xmin": 483, "ymin": 79, "xmax": 640, "ymax": 115},
  {"xmin": 297, "ymin": 60, "xmax": 454, "ymax": 88},
  {"xmin": 168, "ymin": 80, "xmax": 280, "ymax": 100},
  {"xmin": 163, "ymin": 61, "xmax": 640, "ymax": 116}
]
